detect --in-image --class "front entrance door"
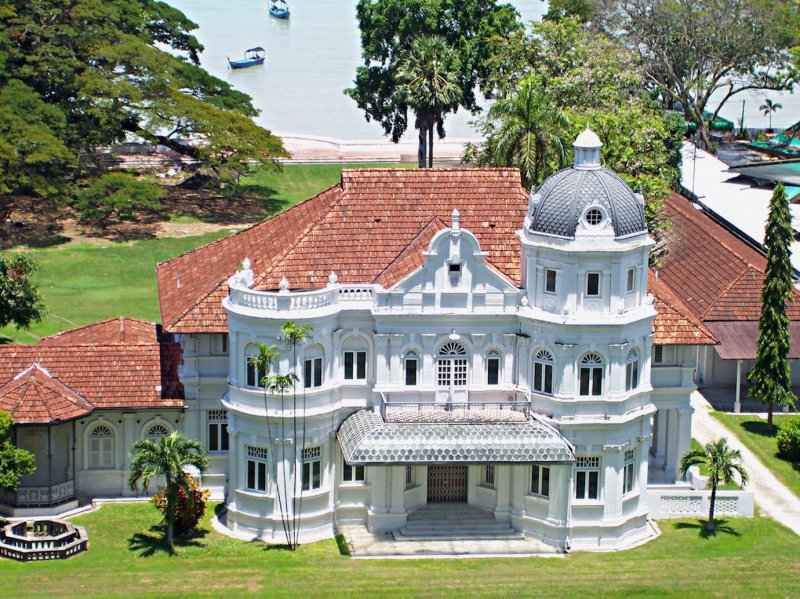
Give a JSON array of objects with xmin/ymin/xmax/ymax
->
[{"xmin": 427, "ymin": 465, "xmax": 468, "ymax": 503}]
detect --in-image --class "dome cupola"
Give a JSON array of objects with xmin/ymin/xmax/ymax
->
[{"xmin": 526, "ymin": 129, "xmax": 647, "ymax": 239}]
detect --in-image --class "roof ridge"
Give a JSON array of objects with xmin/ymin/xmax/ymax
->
[
  {"xmin": 702, "ymin": 267, "xmax": 758, "ymax": 319},
  {"xmin": 372, "ymin": 217, "xmax": 448, "ymax": 285},
  {"xmin": 40, "ymin": 316, "xmax": 153, "ymax": 342}
]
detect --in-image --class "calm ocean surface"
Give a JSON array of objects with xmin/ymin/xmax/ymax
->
[{"xmin": 166, "ymin": 0, "xmax": 798, "ymax": 141}]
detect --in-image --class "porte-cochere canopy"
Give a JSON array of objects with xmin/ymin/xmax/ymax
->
[{"xmin": 338, "ymin": 410, "xmax": 576, "ymax": 465}]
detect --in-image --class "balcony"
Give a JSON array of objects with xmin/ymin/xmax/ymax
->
[
  {"xmin": 14, "ymin": 480, "xmax": 75, "ymax": 508},
  {"xmin": 380, "ymin": 396, "xmax": 531, "ymax": 424},
  {"xmin": 226, "ymin": 278, "xmax": 375, "ymax": 317}
]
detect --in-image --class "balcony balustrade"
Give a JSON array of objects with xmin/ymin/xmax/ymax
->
[
  {"xmin": 227, "ymin": 281, "xmax": 375, "ymax": 315},
  {"xmin": 15, "ymin": 480, "xmax": 75, "ymax": 507}
]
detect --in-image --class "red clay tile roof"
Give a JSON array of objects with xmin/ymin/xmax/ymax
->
[
  {"xmin": 658, "ymin": 192, "xmax": 800, "ymax": 322},
  {"xmin": 0, "ymin": 365, "xmax": 95, "ymax": 424},
  {"xmin": 0, "ymin": 320, "xmax": 184, "ymax": 421},
  {"xmin": 649, "ymin": 274, "xmax": 717, "ymax": 345},
  {"xmin": 157, "ymin": 168, "xmax": 530, "ymax": 332},
  {"xmin": 39, "ymin": 317, "xmax": 157, "ymax": 346}
]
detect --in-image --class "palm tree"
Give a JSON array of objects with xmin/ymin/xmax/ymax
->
[
  {"xmin": 280, "ymin": 321, "xmax": 312, "ymax": 550},
  {"xmin": 760, "ymin": 98, "xmax": 782, "ymax": 132},
  {"xmin": 680, "ymin": 438, "xmax": 748, "ymax": 533},
  {"xmin": 267, "ymin": 372, "xmax": 297, "ymax": 548},
  {"xmin": 396, "ymin": 35, "xmax": 462, "ymax": 168},
  {"xmin": 483, "ymin": 78, "xmax": 570, "ymax": 189},
  {"xmin": 128, "ymin": 431, "xmax": 209, "ymax": 549}
]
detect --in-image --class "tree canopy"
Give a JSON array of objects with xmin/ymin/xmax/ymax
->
[
  {"xmin": 614, "ymin": 0, "xmax": 799, "ymax": 148},
  {"xmin": 0, "ymin": 251, "xmax": 45, "ymax": 330},
  {"xmin": 0, "ymin": 410, "xmax": 36, "ymax": 493},
  {"xmin": 346, "ymin": 0, "xmax": 522, "ymax": 144},
  {"xmin": 0, "ymin": 0, "xmax": 288, "ymax": 215}
]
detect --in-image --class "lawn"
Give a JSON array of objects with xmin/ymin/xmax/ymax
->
[
  {"xmin": 0, "ymin": 503, "xmax": 798, "ymax": 598},
  {"xmin": 1, "ymin": 163, "xmax": 406, "ymax": 344},
  {"xmin": 710, "ymin": 412, "xmax": 800, "ymax": 499}
]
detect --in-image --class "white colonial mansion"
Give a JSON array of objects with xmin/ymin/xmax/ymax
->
[{"xmin": 3, "ymin": 130, "xmax": 774, "ymax": 552}]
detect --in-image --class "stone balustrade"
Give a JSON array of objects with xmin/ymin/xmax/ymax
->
[
  {"xmin": 0, "ymin": 519, "xmax": 88, "ymax": 561},
  {"xmin": 227, "ymin": 281, "xmax": 375, "ymax": 314},
  {"xmin": 15, "ymin": 480, "xmax": 75, "ymax": 507}
]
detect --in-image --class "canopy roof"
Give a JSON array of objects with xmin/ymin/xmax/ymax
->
[
  {"xmin": 337, "ymin": 410, "xmax": 575, "ymax": 465},
  {"xmin": 706, "ymin": 321, "xmax": 800, "ymax": 360}
]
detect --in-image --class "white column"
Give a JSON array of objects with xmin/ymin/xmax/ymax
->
[
  {"xmin": 227, "ymin": 430, "xmax": 240, "ymax": 508},
  {"xmin": 547, "ymin": 465, "xmax": 570, "ymax": 525},
  {"xmin": 674, "ymin": 409, "xmax": 693, "ymax": 481},
  {"xmin": 495, "ymin": 465, "xmax": 512, "ymax": 518},
  {"xmin": 389, "ymin": 466, "xmax": 405, "ymax": 514},
  {"xmin": 734, "ymin": 360, "xmax": 742, "ymax": 413},
  {"xmin": 602, "ymin": 449, "xmax": 624, "ymax": 519}
]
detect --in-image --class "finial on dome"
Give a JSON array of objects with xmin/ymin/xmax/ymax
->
[
  {"xmin": 573, "ymin": 127, "xmax": 602, "ymax": 170},
  {"xmin": 452, "ymin": 209, "xmax": 460, "ymax": 230}
]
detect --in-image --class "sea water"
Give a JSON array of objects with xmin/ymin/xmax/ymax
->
[{"xmin": 166, "ymin": 0, "xmax": 797, "ymax": 141}]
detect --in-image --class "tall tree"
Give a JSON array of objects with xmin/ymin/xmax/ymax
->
[
  {"xmin": 680, "ymin": 438, "xmax": 748, "ymax": 533},
  {"xmin": 396, "ymin": 36, "xmax": 462, "ymax": 168},
  {"xmin": 266, "ymin": 372, "xmax": 297, "ymax": 548},
  {"xmin": 128, "ymin": 431, "xmax": 209, "ymax": 549},
  {"xmin": 759, "ymin": 99, "xmax": 783, "ymax": 132},
  {"xmin": 615, "ymin": 0, "xmax": 798, "ymax": 149},
  {"xmin": 0, "ymin": 0, "xmax": 288, "ymax": 218},
  {"xmin": 346, "ymin": 0, "xmax": 521, "ymax": 145},
  {"xmin": 280, "ymin": 321, "xmax": 312, "ymax": 551},
  {"xmin": 0, "ymin": 411, "xmax": 36, "ymax": 493},
  {"xmin": 479, "ymin": 78, "xmax": 570, "ymax": 188},
  {"xmin": 0, "ymin": 252, "xmax": 46, "ymax": 330},
  {"xmin": 749, "ymin": 184, "xmax": 797, "ymax": 430}
]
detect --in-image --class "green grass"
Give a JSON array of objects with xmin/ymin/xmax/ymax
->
[
  {"xmin": 241, "ymin": 162, "xmax": 413, "ymax": 208},
  {"xmin": 1, "ymin": 503, "xmax": 798, "ymax": 597},
  {"xmin": 0, "ymin": 232, "xmax": 230, "ymax": 343},
  {"xmin": 2, "ymin": 163, "xmax": 410, "ymax": 344},
  {"xmin": 710, "ymin": 412, "xmax": 800, "ymax": 499},
  {"xmin": 689, "ymin": 439, "xmax": 740, "ymax": 490}
]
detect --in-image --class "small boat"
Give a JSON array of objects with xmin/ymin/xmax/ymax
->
[
  {"xmin": 268, "ymin": 0, "xmax": 290, "ymax": 19},
  {"xmin": 228, "ymin": 47, "xmax": 266, "ymax": 70}
]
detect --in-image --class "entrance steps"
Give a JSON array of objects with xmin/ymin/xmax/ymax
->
[{"xmin": 394, "ymin": 504, "xmax": 524, "ymax": 541}]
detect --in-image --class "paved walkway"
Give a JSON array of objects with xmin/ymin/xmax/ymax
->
[
  {"xmin": 691, "ymin": 391, "xmax": 800, "ymax": 536},
  {"xmin": 280, "ymin": 134, "xmax": 479, "ymax": 163}
]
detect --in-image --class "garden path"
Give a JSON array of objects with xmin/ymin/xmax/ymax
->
[{"xmin": 692, "ymin": 391, "xmax": 800, "ymax": 536}]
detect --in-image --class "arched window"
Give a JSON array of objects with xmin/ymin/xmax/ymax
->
[
  {"xmin": 404, "ymin": 349, "xmax": 419, "ymax": 386},
  {"xmin": 89, "ymin": 424, "xmax": 114, "ymax": 469},
  {"xmin": 146, "ymin": 423, "xmax": 170, "ymax": 441},
  {"xmin": 533, "ymin": 348, "xmax": 554, "ymax": 395},
  {"xmin": 245, "ymin": 345, "xmax": 267, "ymax": 389},
  {"xmin": 486, "ymin": 348, "xmax": 501, "ymax": 385},
  {"xmin": 579, "ymin": 352, "xmax": 604, "ymax": 396},
  {"xmin": 625, "ymin": 348, "xmax": 640, "ymax": 391},
  {"xmin": 437, "ymin": 342, "xmax": 468, "ymax": 387}
]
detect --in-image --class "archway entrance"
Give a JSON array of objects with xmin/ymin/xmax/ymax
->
[{"xmin": 427, "ymin": 465, "xmax": 468, "ymax": 503}]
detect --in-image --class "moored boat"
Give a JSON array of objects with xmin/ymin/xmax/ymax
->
[
  {"xmin": 268, "ymin": 0, "xmax": 290, "ymax": 19},
  {"xmin": 228, "ymin": 47, "xmax": 266, "ymax": 69}
]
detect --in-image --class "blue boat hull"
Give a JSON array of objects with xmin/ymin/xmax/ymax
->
[
  {"xmin": 269, "ymin": 7, "xmax": 290, "ymax": 18},
  {"xmin": 229, "ymin": 57, "xmax": 266, "ymax": 69}
]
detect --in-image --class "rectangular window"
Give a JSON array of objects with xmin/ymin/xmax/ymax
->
[
  {"xmin": 247, "ymin": 359, "xmax": 266, "ymax": 388},
  {"xmin": 653, "ymin": 345, "xmax": 676, "ymax": 365},
  {"xmin": 579, "ymin": 367, "xmax": 603, "ymax": 396},
  {"xmin": 89, "ymin": 438, "xmax": 113, "ymax": 469},
  {"xmin": 405, "ymin": 466, "xmax": 415, "ymax": 489},
  {"xmin": 405, "ymin": 357, "xmax": 418, "ymax": 386},
  {"xmin": 211, "ymin": 333, "xmax": 228, "ymax": 355},
  {"xmin": 304, "ymin": 357, "xmax": 323, "ymax": 388},
  {"xmin": 343, "ymin": 460, "xmax": 365, "ymax": 483},
  {"xmin": 487, "ymin": 357, "xmax": 500, "ymax": 385},
  {"xmin": 482, "ymin": 464, "xmax": 495, "ymax": 488},
  {"xmin": 626, "ymin": 360, "xmax": 639, "ymax": 391},
  {"xmin": 448, "ymin": 262, "xmax": 462, "ymax": 285},
  {"xmin": 586, "ymin": 272, "xmax": 600, "ymax": 296},
  {"xmin": 530, "ymin": 465, "xmax": 550, "ymax": 497},
  {"xmin": 623, "ymin": 450, "xmax": 636, "ymax": 495},
  {"xmin": 545, "ymin": 268, "xmax": 557, "ymax": 293},
  {"xmin": 208, "ymin": 409, "xmax": 229, "ymax": 452},
  {"xmin": 533, "ymin": 362, "xmax": 553, "ymax": 395},
  {"xmin": 302, "ymin": 446, "xmax": 322, "ymax": 491},
  {"xmin": 575, "ymin": 457, "xmax": 600, "ymax": 500},
  {"xmin": 344, "ymin": 351, "xmax": 367, "ymax": 380},
  {"xmin": 626, "ymin": 268, "xmax": 635, "ymax": 293},
  {"xmin": 246, "ymin": 446, "xmax": 268, "ymax": 492}
]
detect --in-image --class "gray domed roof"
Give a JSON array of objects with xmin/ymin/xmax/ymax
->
[{"xmin": 527, "ymin": 130, "xmax": 647, "ymax": 239}]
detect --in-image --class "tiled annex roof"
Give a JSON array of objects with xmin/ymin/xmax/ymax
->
[
  {"xmin": 649, "ymin": 275, "xmax": 717, "ymax": 345},
  {"xmin": 0, "ymin": 365, "xmax": 95, "ymax": 424},
  {"xmin": 156, "ymin": 168, "xmax": 529, "ymax": 332},
  {"xmin": 658, "ymin": 192, "xmax": 800, "ymax": 322},
  {"xmin": 0, "ymin": 319, "xmax": 184, "ymax": 423}
]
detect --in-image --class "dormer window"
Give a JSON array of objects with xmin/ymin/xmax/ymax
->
[
  {"xmin": 448, "ymin": 262, "xmax": 462, "ymax": 285},
  {"xmin": 585, "ymin": 208, "xmax": 603, "ymax": 226}
]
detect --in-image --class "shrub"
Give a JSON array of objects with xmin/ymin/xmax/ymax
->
[
  {"xmin": 152, "ymin": 472, "xmax": 210, "ymax": 536},
  {"xmin": 776, "ymin": 418, "xmax": 800, "ymax": 462}
]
